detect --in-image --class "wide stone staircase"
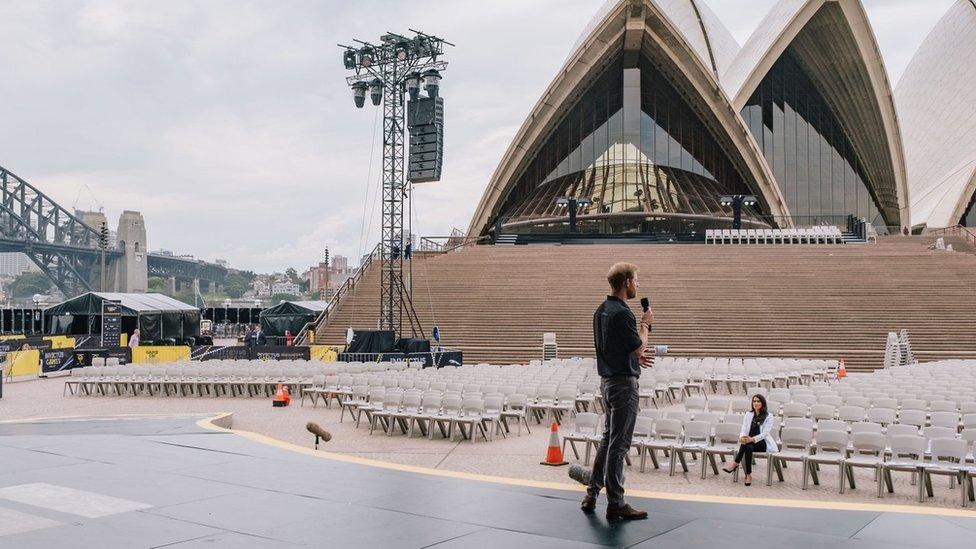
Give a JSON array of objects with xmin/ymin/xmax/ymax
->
[{"xmin": 316, "ymin": 237, "xmax": 976, "ymax": 370}]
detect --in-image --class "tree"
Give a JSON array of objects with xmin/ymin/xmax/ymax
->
[
  {"xmin": 148, "ymin": 276, "xmax": 166, "ymax": 294},
  {"xmin": 173, "ymin": 288, "xmax": 198, "ymax": 307},
  {"xmin": 224, "ymin": 270, "xmax": 255, "ymax": 299},
  {"xmin": 8, "ymin": 272, "xmax": 52, "ymax": 298}
]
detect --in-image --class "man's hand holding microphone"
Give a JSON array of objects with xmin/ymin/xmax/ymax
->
[{"xmin": 638, "ymin": 297, "xmax": 653, "ymax": 368}]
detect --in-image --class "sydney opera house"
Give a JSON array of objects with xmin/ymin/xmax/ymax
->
[{"xmin": 468, "ymin": 0, "xmax": 976, "ymax": 239}]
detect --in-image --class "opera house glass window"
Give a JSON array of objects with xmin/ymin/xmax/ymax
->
[
  {"xmin": 496, "ymin": 55, "xmax": 760, "ymax": 234},
  {"xmin": 741, "ymin": 50, "xmax": 881, "ymax": 224},
  {"xmin": 963, "ymin": 193, "xmax": 976, "ymax": 227}
]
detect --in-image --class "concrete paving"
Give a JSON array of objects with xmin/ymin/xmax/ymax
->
[{"xmin": 0, "ymin": 414, "xmax": 974, "ymax": 548}]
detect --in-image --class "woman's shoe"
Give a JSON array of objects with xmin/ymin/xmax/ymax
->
[
  {"xmin": 744, "ymin": 474, "xmax": 752, "ymax": 486},
  {"xmin": 721, "ymin": 465, "xmax": 737, "ymax": 474}
]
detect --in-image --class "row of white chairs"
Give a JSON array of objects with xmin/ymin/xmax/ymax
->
[
  {"xmin": 62, "ymin": 360, "xmax": 461, "ymax": 397},
  {"xmin": 563, "ymin": 413, "xmax": 976, "ymax": 506},
  {"xmin": 357, "ymin": 392, "xmax": 528, "ymax": 442},
  {"xmin": 705, "ymin": 226, "xmax": 843, "ymax": 245},
  {"xmin": 312, "ymin": 379, "xmax": 601, "ymax": 430}
]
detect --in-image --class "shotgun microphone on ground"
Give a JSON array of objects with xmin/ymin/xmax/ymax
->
[{"xmin": 306, "ymin": 422, "xmax": 332, "ymax": 449}]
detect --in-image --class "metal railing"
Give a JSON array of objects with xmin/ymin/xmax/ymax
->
[
  {"xmin": 930, "ymin": 225, "xmax": 976, "ymax": 247},
  {"xmin": 495, "ymin": 213, "xmax": 866, "ymax": 239},
  {"xmin": 419, "ymin": 235, "xmax": 491, "ymax": 253},
  {"xmin": 295, "ymin": 242, "xmax": 382, "ymax": 345}
]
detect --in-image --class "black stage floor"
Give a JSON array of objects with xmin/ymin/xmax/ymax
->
[{"xmin": 0, "ymin": 416, "xmax": 973, "ymax": 548}]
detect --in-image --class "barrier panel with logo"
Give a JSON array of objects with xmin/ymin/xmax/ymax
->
[
  {"xmin": 252, "ymin": 346, "xmax": 310, "ymax": 361},
  {"xmin": 40, "ymin": 348, "xmax": 75, "ymax": 374},
  {"xmin": 191, "ymin": 345, "xmax": 311, "ymax": 361},
  {"xmin": 336, "ymin": 349, "xmax": 462, "ymax": 368},
  {"xmin": 132, "ymin": 346, "xmax": 191, "ymax": 364},
  {"xmin": 73, "ymin": 347, "xmax": 133, "ymax": 367},
  {"xmin": 309, "ymin": 345, "xmax": 340, "ymax": 361},
  {"xmin": 191, "ymin": 346, "xmax": 253, "ymax": 361},
  {"xmin": 0, "ymin": 337, "xmax": 52, "ymax": 364}
]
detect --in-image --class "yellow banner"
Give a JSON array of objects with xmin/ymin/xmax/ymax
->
[
  {"xmin": 44, "ymin": 336, "xmax": 76, "ymax": 349},
  {"xmin": 0, "ymin": 334, "xmax": 26, "ymax": 341},
  {"xmin": 309, "ymin": 345, "xmax": 340, "ymax": 362},
  {"xmin": 132, "ymin": 346, "xmax": 191, "ymax": 364},
  {"xmin": 5, "ymin": 349, "xmax": 40, "ymax": 378}
]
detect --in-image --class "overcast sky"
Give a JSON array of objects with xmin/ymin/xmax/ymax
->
[{"xmin": 0, "ymin": 0, "xmax": 955, "ymax": 273}]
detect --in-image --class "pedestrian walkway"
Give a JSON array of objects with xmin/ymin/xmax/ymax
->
[{"xmin": 0, "ymin": 415, "xmax": 973, "ymax": 548}]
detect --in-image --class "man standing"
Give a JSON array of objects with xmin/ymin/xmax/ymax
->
[
  {"xmin": 571, "ymin": 262, "xmax": 652, "ymax": 520},
  {"xmin": 253, "ymin": 325, "xmax": 267, "ymax": 346},
  {"xmin": 244, "ymin": 325, "xmax": 266, "ymax": 347}
]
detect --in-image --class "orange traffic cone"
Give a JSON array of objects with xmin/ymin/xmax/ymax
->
[
  {"xmin": 837, "ymin": 359, "xmax": 847, "ymax": 378},
  {"xmin": 272, "ymin": 384, "xmax": 289, "ymax": 407},
  {"xmin": 540, "ymin": 421, "xmax": 568, "ymax": 466}
]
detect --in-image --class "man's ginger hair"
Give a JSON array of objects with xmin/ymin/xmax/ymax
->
[{"xmin": 607, "ymin": 262, "xmax": 638, "ymax": 292}]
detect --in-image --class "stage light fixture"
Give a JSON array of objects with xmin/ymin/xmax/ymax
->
[
  {"xmin": 360, "ymin": 47, "xmax": 375, "ymax": 67},
  {"xmin": 405, "ymin": 72, "xmax": 421, "ymax": 101},
  {"xmin": 352, "ymin": 81, "xmax": 368, "ymax": 108},
  {"xmin": 343, "ymin": 49, "xmax": 357, "ymax": 69},
  {"xmin": 423, "ymin": 69, "xmax": 441, "ymax": 98},
  {"xmin": 369, "ymin": 78, "xmax": 384, "ymax": 106},
  {"xmin": 395, "ymin": 43, "xmax": 410, "ymax": 61}
]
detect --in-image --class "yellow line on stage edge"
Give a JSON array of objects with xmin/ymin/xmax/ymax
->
[{"xmin": 195, "ymin": 413, "xmax": 976, "ymax": 519}]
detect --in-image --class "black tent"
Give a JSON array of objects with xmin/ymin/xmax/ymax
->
[
  {"xmin": 259, "ymin": 300, "xmax": 328, "ymax": 338},
  {"xmin": 44, "ymin": 292, "xmax": 201, "ymax": 344}
]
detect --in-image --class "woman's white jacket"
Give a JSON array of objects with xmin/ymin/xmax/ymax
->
[{"xmin": 739, "ymin": 411, "xmax": 778, "ymax": 453}]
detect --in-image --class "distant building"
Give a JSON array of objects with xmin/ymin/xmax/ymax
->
[
  {"xmin": 271, "ymin": 281, "xmax": 300, "ymax": 296},
  {"xmin": 251, "ymin": 277, "xmax": 271, "ymax": 297},
  {"xmin": 0, "ymin": 253, "xmax": 37, "ymax": 277},
  {"xmin": 77, "ymin": 210, "xmax": 117, "ymax": 248},
  {"xmin": 331, "ymin": 254, "xmax": 348, "ymax": 272},
  {"xmin": 304, "ymin": 262, "xmax": 330, "ymax": 297}
]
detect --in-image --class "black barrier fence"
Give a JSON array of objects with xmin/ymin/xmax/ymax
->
[
  {"xmin": 1, "ymin": 308, "xmax": 44, "ymax": 335},
  {"xmin": 190, "ymin": 346, "xmax": 311, "ymax": 361},
  {"xmin": 337, "ymin": 349, "xmax": 462, "ymax": 368},
  {"xmin": 202, "ymin": 307, "xmax": 264, "ymax": 325}
]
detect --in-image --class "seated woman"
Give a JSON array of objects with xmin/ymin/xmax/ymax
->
[{"xmin": 722, "ymin": 394, "xmax": 778, "ymax": 485}]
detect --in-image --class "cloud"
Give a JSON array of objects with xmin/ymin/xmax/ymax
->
[{"xmin": 0, "ymin": 0, "xmax": 955, "ymax": 272}]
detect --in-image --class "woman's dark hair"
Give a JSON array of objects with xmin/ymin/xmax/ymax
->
[{"xmin": 751, "ymin": 394, "xmax": 768, "ymax": 423}]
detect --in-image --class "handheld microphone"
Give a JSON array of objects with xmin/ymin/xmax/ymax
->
[
  {"xmin": 640, "ymin": 297, "xmax": 652, "ymax": 334},
  {"xmin": 306, "ymin": 422, "xmax": 332, "ymax": 449}
]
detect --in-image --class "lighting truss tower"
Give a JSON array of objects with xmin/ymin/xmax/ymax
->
[{"xmin": 340, "ymin": 30, "xmax": 451, "ymax": 339}]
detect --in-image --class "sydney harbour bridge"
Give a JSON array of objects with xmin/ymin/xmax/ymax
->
[{"xmin": 0, "ymin": 164, "xmax": 227, "ymax": 298}]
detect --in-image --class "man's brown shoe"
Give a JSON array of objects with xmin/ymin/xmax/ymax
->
[
  {"xmin": 606, "ymin": 504, "xmax": 648, "ymax": 521},
  {"xmin": 581, "ymin": 494, "xmax": 596, "ymax": 512}
]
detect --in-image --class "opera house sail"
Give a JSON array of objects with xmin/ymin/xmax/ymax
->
[
  {"xmin": 897, "ymin": 0, "xmax": 976, "ymax": 229},
  {"xmin": 724, "ymin": 0, "xmax": 907, "ymax": 230},
  {"xmin": 468, "ymin": 0, "xmax": 909, "ymax": 239}
]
